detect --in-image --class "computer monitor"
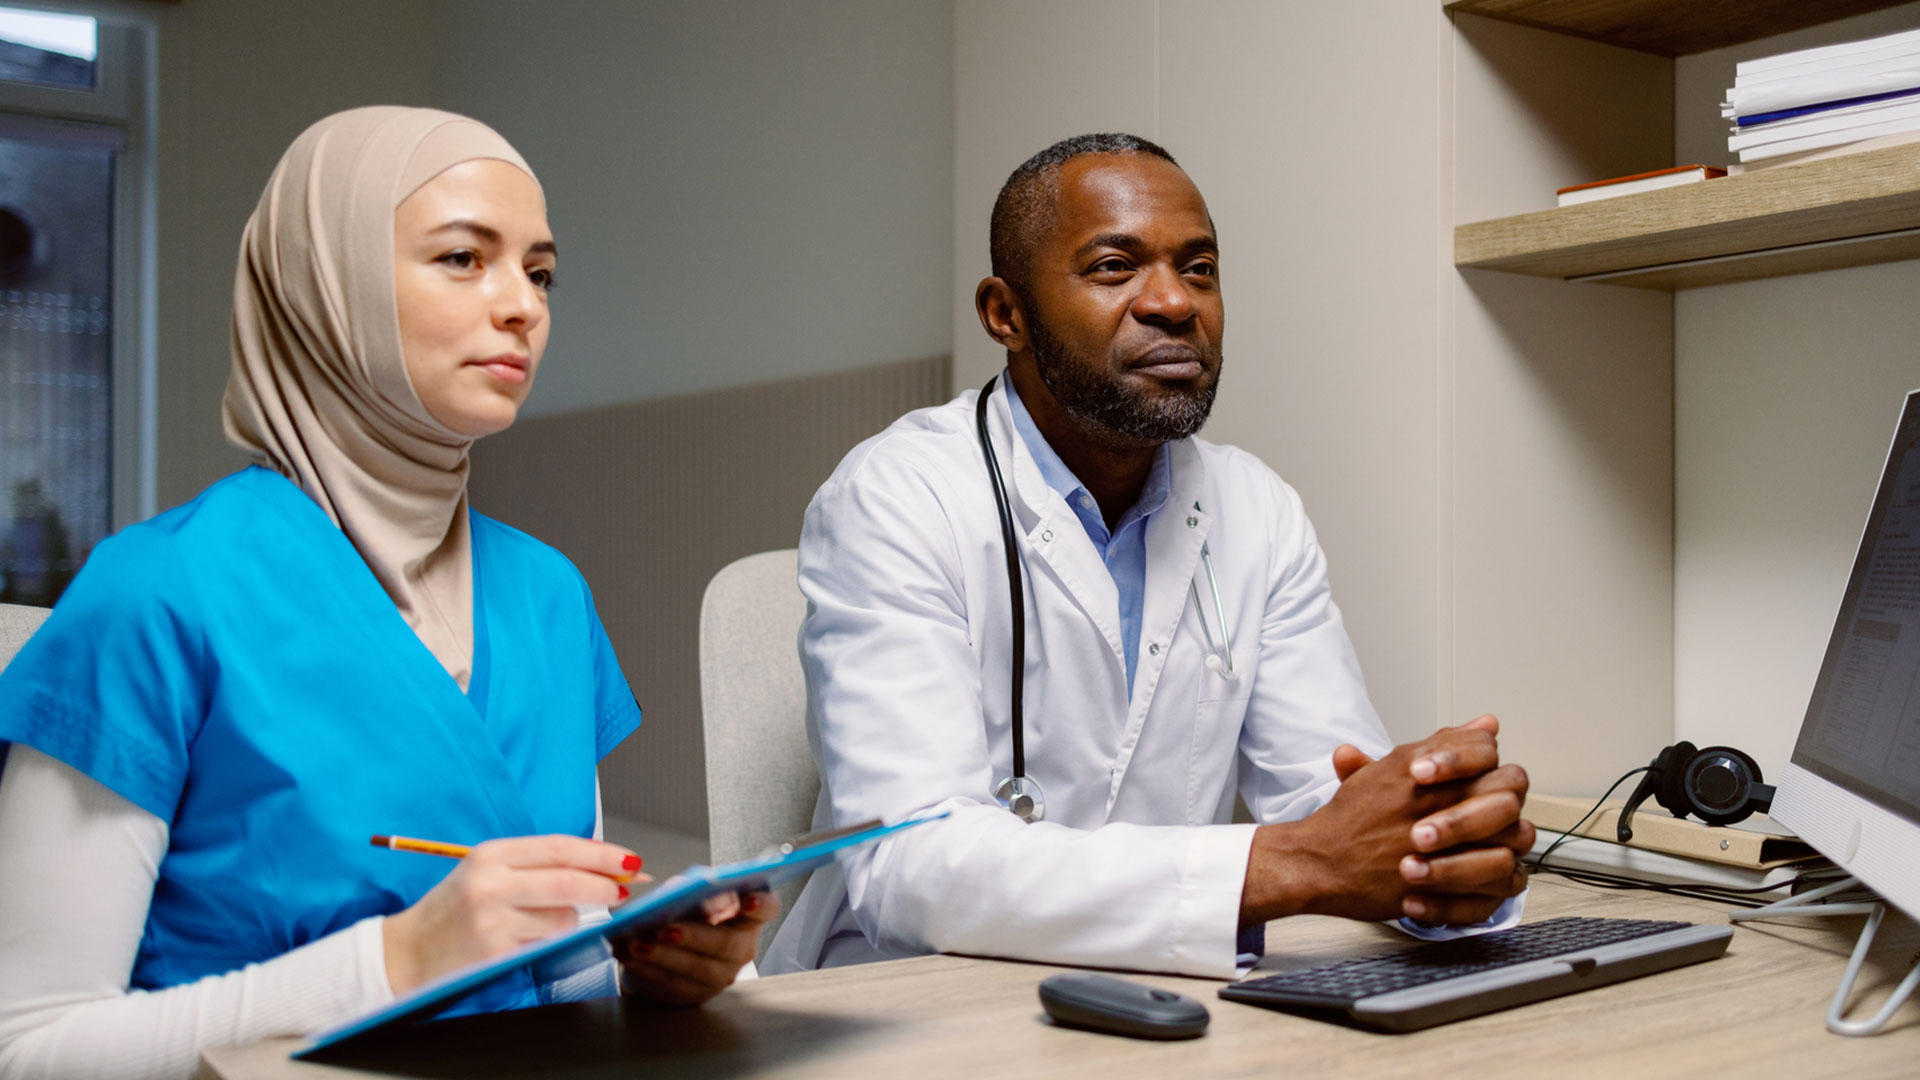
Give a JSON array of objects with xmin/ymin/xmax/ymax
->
[{"xmin": 1771, "ymin": 388, "xmax": 1920, "ymax": 922}]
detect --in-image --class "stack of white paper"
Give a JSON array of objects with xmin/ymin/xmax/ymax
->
[{"xmin": 1723, "ymin": 27, "xmax": 1920, "ymax": 163}]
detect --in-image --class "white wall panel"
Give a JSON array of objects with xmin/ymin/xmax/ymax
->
[
  {"xmin": 1673, "ymin": 3, "xmax": 1920, "ymax": 774},
  {"xmin": 1453, "ymin": 272, "xmax": 1672, "ymax": 791},
  {"xmin": 1675, "ymin": 268, "xmax": 1920, "ymax": 772}
]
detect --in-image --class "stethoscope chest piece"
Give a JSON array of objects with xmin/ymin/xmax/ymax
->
[{"xmin": 995, "ymin": 774, "xmax": 1046, "ymax": 823}]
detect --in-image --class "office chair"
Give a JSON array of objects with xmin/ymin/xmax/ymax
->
[
  {"xmin": 699, "ymin": 549, "xmax": 817, "ymax": 964},
  {"xmin": 0, "ymin": 602, "xmax": 48, "ymax": 674},
  {"xmin": 1, "ymin": 603, "xmax": 50, "ymax": 780}
]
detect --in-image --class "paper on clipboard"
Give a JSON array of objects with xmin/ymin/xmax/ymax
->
[{"xmin": 295, "ymin": 812, "xmax": 947, "ymax": 1059}]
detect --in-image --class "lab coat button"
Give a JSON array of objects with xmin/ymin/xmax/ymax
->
[
  {"xmin": 1186, "ymin": 516, "xmax": 1198, "ymax": 527},
  {"xmin": 1041, "ymin": 529, "xmax": 1054, "ymax": 542},
  {"xmin": 1149, "ymin": 643, "xmax": 1161, "ymax": 655}
]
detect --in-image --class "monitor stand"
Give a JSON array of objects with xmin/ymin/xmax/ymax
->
[{"xmin": 1730, "ymin": 877, "xmax": 1920, "ymax": 1036}]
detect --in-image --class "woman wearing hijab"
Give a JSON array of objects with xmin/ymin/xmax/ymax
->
[{"xmin": 0, "ymin": 107, "xmax": 769, "ymax": 1079}]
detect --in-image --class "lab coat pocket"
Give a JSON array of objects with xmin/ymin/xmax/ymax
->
[{"xmin": 1188, "ymin": 687, "xmax": 1254, "ymax": 823}]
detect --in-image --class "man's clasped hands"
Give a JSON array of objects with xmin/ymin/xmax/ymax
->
[{"xmin": 1241, "ymin": 716, "xmax": 1534, "ymax": 928}]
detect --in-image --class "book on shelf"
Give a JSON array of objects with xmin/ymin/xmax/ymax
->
[
  {"xmin": 1727, "ymin": 67, "xmax": 1920, "ymax": 118},
  {"xmin": 1739, "ymin": 50, "xmax": 1920, "ymax": 91},
  {"xmin": 1725, "ymin": 127, "xmax": 1920, "ymax": 175},
  {"xmin": 1735, "ymin": 24, "xmax": 1920, "ymax": 83},
  {"xmin": 1723, "ymin": 26, "xmax": 1920, "ymax": 163},
  {"xmin": 1737, "ymin": 112, "xmax": 1920, "ymax": 162},
  {"xmin": 1730, "ymin": 97, "xmax": 1920, "ymax": 153},
  {"xmin": 1555, "ymin": 165, "xmax": 1724, "ymax": 207},
  {"xmin": 1736, "ymin": 84, "xmax": 1920, "ymax": 128}
]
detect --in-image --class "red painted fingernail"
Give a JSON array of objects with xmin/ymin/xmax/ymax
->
[
  {"xmin": 743, "ymin": 894, "xmax": 759, "ymax": 911},
  {"xmin": 622, "ymin": 855, "xmax": 643, "ymax": 871},
  {"xmin": 617, "ymin": 885, "xmax": 630, "ymax": 902},
  {"xmin": 662, "ymin": 926, "xmax": 683, "ymax": 944}
]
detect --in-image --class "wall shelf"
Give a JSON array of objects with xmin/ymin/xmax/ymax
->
[
  {"xmin": 1454, "ymin": 141, "xmax": 1920, "ymax": 290},
  {"xmin": 1442, "ymin": 0, "xmax": 1915, "ymax": 56}
]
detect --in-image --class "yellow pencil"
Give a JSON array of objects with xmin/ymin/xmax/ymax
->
[{"xmin": 369, "ymin": 834, "xmax": 638, "ymax": 884}]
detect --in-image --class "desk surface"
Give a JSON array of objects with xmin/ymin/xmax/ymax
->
[{"xmin": 200, "ymin": 876, "xmax": 1920, "ymax": 1080}]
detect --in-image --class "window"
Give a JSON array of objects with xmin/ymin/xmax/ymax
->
[
  {"xmin": 0, "ymin": 4, "xmax": 149, "ymax": 607},
  {"xmin": 0, "ymin": 6, "xmax": 94, "ymax": 91}
]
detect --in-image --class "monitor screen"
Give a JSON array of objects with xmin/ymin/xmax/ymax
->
[{"xmin": 1791, "ymin": 392, "xmax": 1920, "ymax": 825}]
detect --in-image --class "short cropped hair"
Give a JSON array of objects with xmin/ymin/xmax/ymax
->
[{"xmin": 988, "ymin": 133, "xmax": 1180, "ymax": 297}]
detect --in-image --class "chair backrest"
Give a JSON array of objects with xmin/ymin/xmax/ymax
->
[
  {"xmin": 699, "ymin": 549, "xmax": 816, "ymax": 962},
  {"xmin": 0, "ymin": 603, "xmax": 48, "ymax": 675}
]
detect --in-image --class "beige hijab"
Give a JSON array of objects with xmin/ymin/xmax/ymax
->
[{"xmin": 222, "ymin": 106, "xmax": 539, "ymax": 691}]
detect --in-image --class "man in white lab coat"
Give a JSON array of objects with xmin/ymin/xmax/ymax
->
[{"xmin": 763, "ymin": 134, "xmax": 1531, "ymax": 978}]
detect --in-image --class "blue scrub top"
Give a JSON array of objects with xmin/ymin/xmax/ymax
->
[{"xmin": 0, "ymin": 466, "xmax": 642, "ymax": 1014}]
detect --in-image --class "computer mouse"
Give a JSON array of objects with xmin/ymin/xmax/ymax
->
[{"xmin": 1038, "ymin": 972, "xmax": 1210, "ymax": 1040}]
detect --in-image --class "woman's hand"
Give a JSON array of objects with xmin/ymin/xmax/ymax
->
[
  {"xmin": 618, "ymin": 890, "xmax": 781, "ymax": 1007},
  {"xmin": 381, "ymin": 835, "xmax": 645, "ymax": 995}
]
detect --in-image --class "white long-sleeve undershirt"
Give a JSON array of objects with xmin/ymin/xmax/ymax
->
[{"xmin": 0, "ymin": 745, "xmax": 617, "ymax": 1080}]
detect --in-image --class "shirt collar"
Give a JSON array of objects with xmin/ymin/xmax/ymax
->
[{"xmin": 1001, "ymin": 372, "xmax": 1173, "ymax": 525}]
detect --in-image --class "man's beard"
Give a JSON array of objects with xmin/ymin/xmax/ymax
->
[{"xmin": 1028, "ymin": 311, "xmax": 1221, "ymax": 446}]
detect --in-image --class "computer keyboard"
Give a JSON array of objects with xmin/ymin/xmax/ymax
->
[{"xmin": 1219, "ymin": 916, "xmax": 1733, "ymax": 1032}]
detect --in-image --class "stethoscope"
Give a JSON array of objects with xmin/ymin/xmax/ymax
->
[{"xmin": 975, "ymin": 375, "xmax": 1234, "ymax": 823}]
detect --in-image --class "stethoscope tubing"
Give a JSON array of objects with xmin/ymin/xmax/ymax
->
[
  {"xmin": 975, "ymin": 375, "xmax": 1237, "ymax": 820},
  {"xmin": 975, "ymin": 375, "xmax": 1029, "ymax": 782}
]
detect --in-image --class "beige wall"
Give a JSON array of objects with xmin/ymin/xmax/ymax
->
[
  {"xmin": 1672, "ymin": 3, "xmax": 1920, "ymax": 773},
  {"xmin": 439, "ymin": 0, "xmax": 954, "ymax": 416},
  {"xmin": 1451, "ymin": 17, "xmax": 1675, "ymax": 793}
]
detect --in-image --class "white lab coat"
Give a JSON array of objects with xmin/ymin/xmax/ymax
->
[{"xmin": 762, "ymin": 384, "xmax": 1409, "ymax": 978}]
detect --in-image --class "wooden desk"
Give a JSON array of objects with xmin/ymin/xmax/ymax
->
[{"xmin": 200, "ymin": 876, "xmax": 1920, "ymax": 1080}]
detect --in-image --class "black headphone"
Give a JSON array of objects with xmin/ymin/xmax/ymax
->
[{"xmin": 1616, "ymin": 741, "xmax": 1776, "ymax": 842}]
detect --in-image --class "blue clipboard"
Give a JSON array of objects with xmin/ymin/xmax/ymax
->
[{"xmin": 295, "ymin": 812, "xmax": 945, "ymax": 1058}]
